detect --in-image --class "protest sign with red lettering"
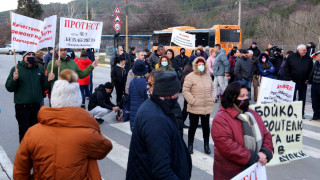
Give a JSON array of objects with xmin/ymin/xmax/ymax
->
[
  {"xmin": 11, "ymin": 12, "xmax": 44, "ymax": 52},
  {"xmin": 250, "ymin": 101, "xmax": 308, "ymax": 166},
  {"xmin": 231, "ymin": 162, "xmax": 267, "ymax": 180},
  {"xmin": 257, "ymin": 77, "xmax": 296, "ymax": 104},
  {"xmin": 38, "ymin": 15, "xmax": 57, "ymax": 49},
  {"xmin": 170, "ymin": 29, "xmax": 195, "ymax": 49},
  {"xmin": 59, "ymin": 17, "xmax": 103, "ymax": 49}
]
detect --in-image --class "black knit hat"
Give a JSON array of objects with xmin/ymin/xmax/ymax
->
[
  {"xmin": 104, "ymin": 82, "xmax": 113, "ymax": 89},
  {"xmin": 132, "ymin": 60, "xmax": 148, "ymax": 76},
  {"xmin": 153, "ymin": 71, "xmax": 181, "ymax": 97}
]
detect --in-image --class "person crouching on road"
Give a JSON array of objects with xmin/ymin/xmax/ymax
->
[
  {"xmin": 88, "ymin": 82, "xmax": 120, "ymax": 124},
  {"xmin": 211, "ymin": 82, "xmax": 273, "ymax": 180},
  {"xmin": 126, "ymin": 71, "xmax": 192, "ymax": 180},
  {"xmin": 13, "ymin": 69, "xmax": 112, "ymax": 180},
  {"xmin": 183, "ymin": 57, "xmax": 214, "ymax": 154},
  {"xmin": 5, "ymin": 51, "xmax": 54, "ymax": 142}
]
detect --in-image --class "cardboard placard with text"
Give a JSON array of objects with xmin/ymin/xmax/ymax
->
[
  {"xmin": 250, "ymin": 101, "xmax": 308, "ymax": 166},
  {"xmin": 59, "ymin": 17, "xmax": 103, "ymax": 49},
  {"xmin": 257, "ymin": 77, "xmax": 296, "ymax": 104},
  {"xmin": 170, "ymin": 29, "xmax": 195, "ymax": 49},
  {"xmin": 231, "ymin": 162, "xmax": 267, "ymax": 180},
  {"xmin": 37, "ymin": 15, "xmax": 57, "ymax": 49}
]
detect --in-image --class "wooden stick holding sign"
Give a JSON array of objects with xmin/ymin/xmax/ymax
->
[
  {"xmin": 58, "ymin": 48, "xmax": 60, "ymax": 79},
  {"xmin": 50, "ymin": 48, "xmax": 55, "ymax": 74}
]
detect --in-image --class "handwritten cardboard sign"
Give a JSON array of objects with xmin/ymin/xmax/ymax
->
[
  {"xmin": 170, "ymin": 29, "xmax": 195, "ymax": 49},
  {"xmin": 232, "ymin": 162, "xmax": 267, "ymax": 180}
]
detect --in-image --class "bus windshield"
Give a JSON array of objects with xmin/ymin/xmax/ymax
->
[{"xmin": 220, "ymin": 29, "xmax": 240, "ymax": 42}]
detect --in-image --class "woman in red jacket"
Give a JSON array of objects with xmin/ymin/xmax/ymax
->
[
  {"xmin": 75, "ymin": 50, "xmax": 92, "ymax": 108},
  {"xmin": 211, "ymin": 81, "xmax": 273, "ymax": 180}
]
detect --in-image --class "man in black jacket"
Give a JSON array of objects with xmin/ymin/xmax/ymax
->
[
  {"xmin": 173, "ymin": 48, "xmax": 189, "ymax": 71},
  {"xmin": 88, "ymin": 82, "xmax": 120, "ymax": 124},
  {"xmin": 248, "ymin": 41, "xmax": 261, "ymax": 58},
  {"xmin": 284, "ymin": 44, "xmax": 313, "ymax": 117},
  {"xmin": 248, "ymin": 50, "xmax": 259, "ymax": 102},
  {"xmin": 309, "ymin": 51, "xmax": 320, "ymax": 120},
  {"xmin": 126, "ymin": 71, "xmax": 192, "ymax": 180}
]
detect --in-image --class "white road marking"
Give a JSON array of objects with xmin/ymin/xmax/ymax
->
[
  {"xmin": 103, "ymin": 135, "xmax": 129, "ymax": 170},
  {"xmin": 0, "ymin": 146, "xmax": 13, "ymax": 180},
  {"xmin": 303, "ymin": 119, "xmax": 320, "ymax": 128},
  {"xmin": 303, "ymin": 129, "xmax": 320, "ymax": 141},
  {"xmin": 303, "ymin": 145, "xmax": 320, "ymax": 159}
]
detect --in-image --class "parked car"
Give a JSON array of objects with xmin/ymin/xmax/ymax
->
[{"xmin": 0, "ymin": 44, "xmax": 23, "ymax": 55}]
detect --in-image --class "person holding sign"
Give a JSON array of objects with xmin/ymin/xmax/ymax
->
[
  {"xmin": 46, "ymin": 48, "xmax": 98, "ymax": 89},
  {"xmin": 5, "ymin": 51, "xmax": 55, "ymax": 142},
  {"xmin": 211, "ymin": 82, "xmax": 273, "ymax": 180}
]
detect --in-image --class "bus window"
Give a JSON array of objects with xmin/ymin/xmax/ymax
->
[
  {"xmin": 194, "ymin": 33, "xmax": 209, "ymax": 47},
  {"xmin": 220, "ymin": 29, "xmax": 240, "ymax": 42},
  {"xmin": 208, "ymin": 33, "xmax": 215, "ymax": 47},
  {"xmin": 153, "ymin": 33, "xmax": 171, "ymax": 46}
]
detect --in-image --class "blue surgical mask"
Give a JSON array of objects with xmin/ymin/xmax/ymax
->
[
  {"xmin": 26, "ymin": 57, "xmax": 35, "ymax": 64},
  {"xmin": 197, "ymin": 52, "xmax": 201, "ymax": 56},
  {"xmin": 198, "ymin": 65, "xmax": 205, "ymax": 72},
  {"xmin": 161, "ymin": 61, "xmax": 168, "ymax": 67}
]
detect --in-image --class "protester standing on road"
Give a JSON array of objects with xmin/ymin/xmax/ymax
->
[
  {"xmin": 129, "ymin": 47, "xmax": 136, "ymax": 65},
  {"xmin": 248, "ymin": 41, "xmax": 261, "ymax": 58},
  {"xmin": 213, "ymin": 44, "xmax": 230, "ymax": 102},
  {"xmin": 149, "ymin": 45, "xmax": 165, "ymax": 69},
  {"xmin": 13, "ymin": 69, "xmax": 112, "ymax": 179},
  {"xmin": 88, "ymin": 82, "xmax": 120, "ymax": 124},
  {"xmin": 248, "ymin": 50, "xmax": 260, "ymax": 102},
  {"xmin": 309, "ymin": 51, "xmax": 320, "ymax": 120},
  {"xmin": 44, "ymin": 47, "xmax": 53, "ymax": 66},
  {"xmin": 111, "ymin": 57, "xmax": 127, "ymax": 104},
  {"xmin": 35, "ymin": 50, "xmax": 46, "ymax": 72},
  {"xmin": 211, "ymin": 82, "xmax": 273, "ymax": 180},
  {"xmin": 85, "ymin": 48, "xmax": 95, "ymax": 95},
  {"xmin": 283, "ymin": 44, "xmax": 313, "ymax": 118},
  {"xmin": 129, "ymin": 60, "xmax": 148, "ymax": 131},
  {"xmin": 156, "ymin": 55, "xmax": 175, "ymax": 71},
  {"xmin": 6, "ymin": 51, "xmax": 54, "ymax": 142},
  {"xmin": 258, "ymin": 53, "xmax": 275, "ymax": 79},
  {"xmin": 173, "ymin": 48, "xmax": 189, "ymax": 71},
  {"xmin": 228, "ymin": 49, "xmax": 237, "ymax": 83},
  {"xmin": 127, "ymin": 71, "xmax": 192, "ymax": 180},
  {"xmin": 207, "ymin": 49, "xmax": 216, "ymax": 80},
  {"xmin": 278, "ymin": 50, "xmax": 294, "ymax": 80},
  {"xmin": 183, "ymin": 57, "xmax": 214, "ymax": 154},
  {"xmin": 74, "ymin": 50, "xmax": 92, "ymax": 109}
]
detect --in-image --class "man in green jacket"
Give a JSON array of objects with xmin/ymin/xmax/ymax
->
[
  {"xmin": 46, "ymin": 48, "xmax": 98, "ymax": 87},
  {"xmin": 6, "ymin": 51, "xmax": 55, "ymax": 142}
]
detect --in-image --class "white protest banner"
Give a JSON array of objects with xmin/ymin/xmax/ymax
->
[
  {"xmin": 231, "ymin": 162, "xmax": 267, "ymax": 180},
  {"xmin": 170, "ymin": 29, "xmax": 195, "ymax": 49},
  {"xmin": 59, "ymin": 17, "xmax": 103, "ymax": 49},
  {"xmin": 38, "ymin": 15, "xmax": 57, "ymax": 49},
  {"xmin": 250, "ymin": 101, "xmax": 308, "ymax": 166},
  {"xmin": 11, "ymin": 12, "xmax": 45, "ymax": 52},
  {"xmin": 257, "ymin": 77, "xmax": 296, "ymax": 104}
]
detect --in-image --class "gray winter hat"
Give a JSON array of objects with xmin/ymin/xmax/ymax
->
[{"xmin": 153, "ymin": 71, "xmax": 181, "ymax": 97}]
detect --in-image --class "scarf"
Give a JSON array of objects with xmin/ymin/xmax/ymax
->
[{"xmin": 237, "ymin": 111, "xmax": 262, "ymax": 152}]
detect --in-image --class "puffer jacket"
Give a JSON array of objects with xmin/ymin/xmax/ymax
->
[
  {"xmin": 13, "ymin": 106, "xmax": 113, "ymax": 180},
  {"xmin": 213, "ymin": 48, "xmax": 230, "ymax": 76},
  {"xmin": 74, "ymin": 57, "xmax": 92, "ymax": 85},
  {"xmin": 183, "ymin": 57, "xmax": 214, "ymax": 115},
  {"xmin": 211, "ymin": 107, "xmax": 273, "ymax": 180},
  {"xmin": 129, "ymin": 77, "xmax": 148, "ymax": 129}
]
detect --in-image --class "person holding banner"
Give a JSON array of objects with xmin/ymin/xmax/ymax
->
[
  {"xmin": 46, "ymin": 48, "xmax": 98, "ymax": 89},
  {"xmin": 211, "ymin": 82, "xmax": 273, "ymax": 180},
  {"xmin": 5, "ymin": 51, "xmax": 55, "ymax": 142}
]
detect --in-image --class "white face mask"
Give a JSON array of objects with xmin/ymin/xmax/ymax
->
[
  {"xmin": 198, "ymin": 65, "xmax": 205, "ymax": 72},
  {"xmin": 262, "ymin": 58, "xmax": 266, "ymax": 63}
]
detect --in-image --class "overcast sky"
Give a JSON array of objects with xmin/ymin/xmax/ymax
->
[{"xmin": 0, "ymin": 0, "xmax": 73, "ymax": 12}]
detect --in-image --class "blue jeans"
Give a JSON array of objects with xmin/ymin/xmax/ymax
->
[
  {"xmin": 238, "ymin": 79, "xmax": 252, "ymax": 99},
  {"xmin": 89, "ymin": 73, "xmax": 93, "ymax": 95},
  {"xmin": 80, "ymin": 85, "xmax": 91, "ymax": 104}
]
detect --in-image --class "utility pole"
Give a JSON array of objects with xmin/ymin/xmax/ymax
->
[
  {"xmin": 86, "ymin": 0, "xmax": 89, "ymax": 20},
  {"xmin": 125, "ymin": 0, "xmax": 128, "ymax": 53},
  {"xmin": 238, "ymin": 0, "xmax": 241, "ymax": 28}
]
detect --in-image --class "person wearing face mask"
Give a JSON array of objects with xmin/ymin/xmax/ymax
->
[
  {"xmin": 258, "ymin": 53, "xmax": 275, "ymax": 79},
  {"xmin": 6, "ymin": 51, "xmax": 55, "ymax": 142},
  {"xmin": 127, "ymin": 71, "xmax": 192, "ymax": 180},
  {"xmin": 174, "ymin": 48, "xmax": 189, "ymax": 71},
  {"xmin": 183, "ymin": 57, "xmax": 214, "ymax": 154},
  {"xmin": 156, "ymin": 55, "xmax": 175, "ymax": 71},
  {"xmin": 211, "ymin": 82, "xmax": 273, "ymax": 180}
]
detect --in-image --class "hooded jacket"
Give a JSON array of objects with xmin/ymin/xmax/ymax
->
[
  {"xmin": 213, "ymin": 48, "xmax": 230, "ymax": 76},
  {"xmin": 211, "ymin": 107, "xmax": 273, "ymax": 180},
  {"xmin": 183, "ymin": 57, "xmax": 214, "ymax": 115},
  {"xmin": 13, "ymin": 106, "xmax": 112, "ymax": 180},
  {"xmin": 6, "ymin": 60, "xmax": 50, "ymax": 104},
  {"xmin": 88, "ymin": 84, "xmax": 116, "ymax": 111},
  {"xmin": 74, "ymin": 57, "xmax": 92, "ymax": 85},
  {"xmin": 258, "ymin": 54, "xmax": 275, "ymax": 79}
]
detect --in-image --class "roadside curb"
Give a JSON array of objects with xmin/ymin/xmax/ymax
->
[{"xmin": 98, "ymin": 64, "xmax": 110, "ymax": 68}]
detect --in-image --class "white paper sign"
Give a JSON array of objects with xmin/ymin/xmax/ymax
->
[
  {"xmin": 59, "ymin": 17, "xmax": 103, "ymax": 49},
  {"xmin": 231, "ymin": 162, "xmax": 267, "ymax": 180},
  {"xmin": 38, "ymin": 15, "xmax": 57, "ymax": 49},
  {"xmin": 257, "ymin": 77, "xmax": 296, "ymax": 104},
  {"xmin": 250, "ymin": 101, "xmax": 308, "ymax": 166},
  {"xmin": 11, "ymin": 12, "xmax": 45, "ymax": 52},
  {"xmin": 170, "ymin": 29, "xmax": 195, "ymax": 49}
]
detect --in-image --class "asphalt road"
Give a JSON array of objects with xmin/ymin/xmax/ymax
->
[{"xmin": 0, "ymin": 54, "xmax": 320, "ymax": 180}]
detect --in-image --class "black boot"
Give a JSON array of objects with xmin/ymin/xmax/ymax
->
[
  {"xmin": 188, "ymin": 144, "xmax": 193, "ymax": 154},
  {"xmin": 204, "ymin": 142, "xmax": 211, "ymax": 154}
]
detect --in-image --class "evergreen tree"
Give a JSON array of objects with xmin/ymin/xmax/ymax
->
[{"xmin": 16, "ymin": 0, "xmax": 43, "ymax": 19}]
